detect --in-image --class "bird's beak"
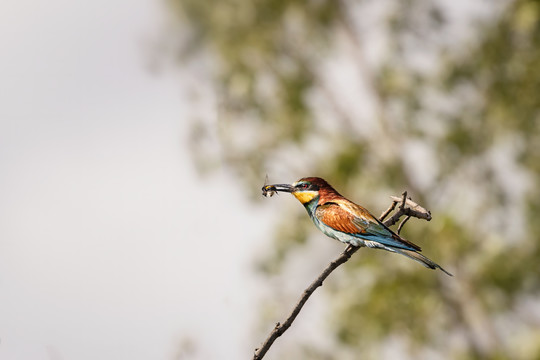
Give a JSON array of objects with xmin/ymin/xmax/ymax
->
[
  {"xmin": 262, "ymin": 183, "xmax": 293, "ymax": 197},
  {"xmin": 267, "ymin": 184, "xmax": 294, "ymax": 193}
]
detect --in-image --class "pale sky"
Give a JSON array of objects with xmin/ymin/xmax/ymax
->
[{"xmin": 0, "ymin": 1, "xmax": 276, "ymax": 359}]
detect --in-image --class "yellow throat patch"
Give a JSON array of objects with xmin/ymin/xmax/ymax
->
[{"xmin": 292, "ymin": 190, "xmax": 318, "ymax": 204}]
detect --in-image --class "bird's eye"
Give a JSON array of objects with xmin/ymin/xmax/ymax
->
[{"xmin": 302, "ymin": 184, "xmax": 309, "ymax": 189}]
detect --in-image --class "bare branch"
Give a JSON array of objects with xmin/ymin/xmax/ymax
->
[
  {"xmin": 379, "ymin": 199, "xmax": 398, "ymax": 222},
  {"xmin": 397, "ymin": 215, "xmax": 411, "ymax": 235},
  {"xmin": 399, "ymin": 191, "xmax": 408, "ymax": 211},
  {"xmin": 253, "ymin": 193, "xmax": 430, "ymax": 360},
  {"xmin": 253, "ymin": 246, "xmax": 359, "ymax": 360},
  {"xmin": 388, "ymin": 195, "xmax": 432, "ymax": 223}
]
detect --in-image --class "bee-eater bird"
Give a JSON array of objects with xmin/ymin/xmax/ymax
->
[{"xmin": 263, "ymin": 177, "xmax": 451, "ymax": 276}]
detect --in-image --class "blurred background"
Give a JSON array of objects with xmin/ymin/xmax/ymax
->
[{"xmin": 1, "ymin": 0, "xmax": 540, "ymax": 359}]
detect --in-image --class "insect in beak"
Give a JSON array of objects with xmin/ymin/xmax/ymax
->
[{"xmin": 261, "ymin": 176, "xmax": 294, "ymax": 197}]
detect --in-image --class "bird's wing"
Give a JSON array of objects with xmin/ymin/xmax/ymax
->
[
  {"xmin": 315, "ymin": 202, "xmax": 363, "ymax": 234},
  {"xmin": 316, "ymin": 199, "xmax": 421, "ymax": 251}
]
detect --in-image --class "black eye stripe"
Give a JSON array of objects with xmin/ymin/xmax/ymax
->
[{"xmin": 295, "ymin": 183, "xmax": 319, "ymax": 191}]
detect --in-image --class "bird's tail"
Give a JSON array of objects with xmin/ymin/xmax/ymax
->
[{"xmin": 393, "ymin": 248, "xmax": 453, "ymax": 276}]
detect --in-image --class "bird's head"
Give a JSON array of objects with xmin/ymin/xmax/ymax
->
[{"xmin": 263, "ymin": 177, "xmax": 333, "ymax": 205}]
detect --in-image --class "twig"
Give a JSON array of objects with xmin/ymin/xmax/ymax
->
[
  {"xmin": 397, "ymin": 215, "xmax": 411, "ymax": 235},
  {"xmin": 399, "ymin": 191, "xmax": 408, "ymax": 211},
  {"xmin": 253, "ymin": 246, "xmax": 359, "ymax": 360},
  {"xmin": 389, "ymin": 195, "xmax": 432, "ymax": 222},
  {"xmin": 379, "ymin": 199, "xmax": 398, "ymax": 222},
  {"xmin": 253, "ymin": 194, "xmax": 431, "ymax": 359}
]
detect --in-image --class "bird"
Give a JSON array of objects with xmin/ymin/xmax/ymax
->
[{"xmin": 262, "ymin": 177, "xmax": 451, "ymax": 276}]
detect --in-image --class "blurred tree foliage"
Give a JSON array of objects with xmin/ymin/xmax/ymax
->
[{"xmin": 170, "ymin": 0, "xmax": 540, "ymax": 358}]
